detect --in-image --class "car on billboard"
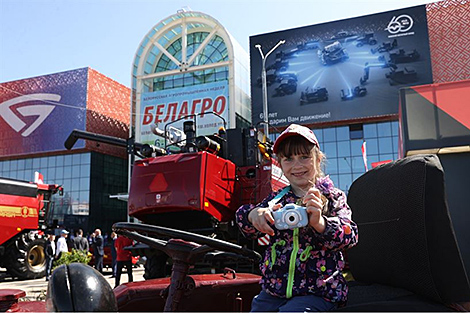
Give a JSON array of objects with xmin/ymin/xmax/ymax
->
[
  {"xmin": 328, "ymin": 31, "xmax": 357, "ymax": 43},
  {"xmin": 386, "ymin": 66, "xmax": 418, "ymax": 85},
  {"xmin": 297, "ymin": 40, "xmax": 320, "ymax": 51},
  {"xmin": 341, "ymin": 86, "xmax": 368, "ymax": 100},
  {"xmin": 276, "ymin": 71, "xmax": 298, "ymax": 83},
  {"xmin": 318, "ymin": 41, "xmax": 349, "ymax": 65},
  {"xmin": 387, "ymin": 48, "xmax": 420, "ymax": 64},
  {"xmin": 300, "ymin": 86, "xmax": 329, "ymax": 104},
  {"xmin": 355, "ymin": 32, "xmax": 377, "ymax": 47},
  {"xmin": 371, "ymin": 38, "xmax": 398, "ymax": 54},
  {"xmin": 273, "ymin": 78, "xmax": 297, "ymax": 97},
  {"xmin": 256, "ymin": 69, "xmax": 277, "ymax": 87}
]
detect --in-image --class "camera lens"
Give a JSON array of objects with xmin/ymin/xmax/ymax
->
[{"xmin": 285, "ymin": 211, "xmax": 300, "ymax": 226}]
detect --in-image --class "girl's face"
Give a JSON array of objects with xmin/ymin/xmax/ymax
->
[{"xmin": 279, "ymin": 152, "xmax": 317, "ymax": 195}]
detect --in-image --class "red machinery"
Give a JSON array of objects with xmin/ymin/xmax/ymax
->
[
  {"xmin": 63, "ymin": 115, "xmax": 287, "ymax": 278},
  {"xmin": 0, "ymin": 177, "xmax": 63, "ymax": 279}
]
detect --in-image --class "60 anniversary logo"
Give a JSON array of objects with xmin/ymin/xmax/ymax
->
[{"xmin": 385, "ymin": 14, "xmax": 414, "ymax": 34}]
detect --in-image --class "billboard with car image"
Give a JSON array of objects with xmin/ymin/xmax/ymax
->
[{"xmin": 249, "ymin": 5, "xmax": 432, "ymax": 128}]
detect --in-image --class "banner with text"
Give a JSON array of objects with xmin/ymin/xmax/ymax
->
[{"xmin": 139, "ymin": 81, "xmax": 229, "ymax": 146}]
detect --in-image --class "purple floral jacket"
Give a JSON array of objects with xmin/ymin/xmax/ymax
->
[{"xmin": 236, "ymin": 176, "xmax": 358, "ymax": 305}]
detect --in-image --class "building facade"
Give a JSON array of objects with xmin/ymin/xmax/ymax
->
[{"xmin": 0, "ymin": 67, "xmax": 130, "ymax": 235}]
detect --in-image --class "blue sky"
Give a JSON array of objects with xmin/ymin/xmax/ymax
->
[{"xmin": 0, "ymin": 0, "xmax": 438, "ymax": 87}]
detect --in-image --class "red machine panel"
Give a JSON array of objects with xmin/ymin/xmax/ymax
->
[{"xmin": 128, "ymin": 151, "xmax": 237, "ymax": 222}]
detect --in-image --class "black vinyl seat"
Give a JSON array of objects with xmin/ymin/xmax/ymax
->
[{"xmin": 340, "ymin": 154, "xmax": 470, "ymax": 311}]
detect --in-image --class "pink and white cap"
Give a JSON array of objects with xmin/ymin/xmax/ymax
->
[{"xmin": 273, "ymin": 124, "xmax": 319, "ymax": 154}]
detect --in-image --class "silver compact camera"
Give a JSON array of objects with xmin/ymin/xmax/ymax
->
[{"xmin": 273, "ymin": 204, "xmax": 309, "ymax": 230}]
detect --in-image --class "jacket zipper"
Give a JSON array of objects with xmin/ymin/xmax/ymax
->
[{"xmin": 286, "ymin": 228, "xmax": 299, "ymax": 298}]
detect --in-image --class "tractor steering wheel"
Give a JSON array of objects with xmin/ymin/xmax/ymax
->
[{"xmin": 112, "ymin": 222, "xmax": 261, "ymax": 312}]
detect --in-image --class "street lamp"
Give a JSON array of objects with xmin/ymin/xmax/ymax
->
[{"xmin": 255, "ymin": 40, "xmax": 285, "ymax": 139}]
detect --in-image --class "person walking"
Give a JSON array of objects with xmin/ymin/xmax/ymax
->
[
  {"xmin": 72, "ymin": 229, "xmax": 89, "ymax": 253},
  {"xmin": 91, "ymin": 228, "xmax": 104, "ymax": 273},
  {"xmin": 44, "ymin": 233, "xmax": 55, "ymax": 281},
  {"xmin": 110, "ymin": 232, "xmax": 117, "ymax": 278},
  {"xmin": 114, "ymin": 234, "xmax": 134, "ymax": 288},
  {"xmin": 55, "ymin": 229, "xmax": 69, "ymax": 259}
]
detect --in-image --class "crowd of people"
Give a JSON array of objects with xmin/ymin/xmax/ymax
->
[{"xmin": 43, "ymin": 227, "xmax": 134, "ymax": 287}]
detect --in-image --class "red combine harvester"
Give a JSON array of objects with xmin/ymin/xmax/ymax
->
[
  {"xmin": 0, "ymin": 177, "xmax": 63, "ymax": 279},
  {"xmin": 63, "ymin": 114, "xmax": 287, "ymax": 278}
]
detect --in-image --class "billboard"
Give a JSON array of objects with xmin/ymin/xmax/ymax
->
[
  {"xmin": 250, "ymin": 5, "xmax": 433, "ymax": 128},
  {"xmin": 0, "ymin": 68, "xmax": 87, "ymax": 157},
  {"xmin": 138, "ymin": 81, "xmax": 229, "ymax": 147}
]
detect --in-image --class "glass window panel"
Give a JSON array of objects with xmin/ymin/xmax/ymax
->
[
  {"xmin": 337, "ymin": 141, "xmax": 350, "ymax": 158},
  {"xmin": 336, "ymin": 126, "xmax": 349, "ymax": 141},
  {"xmin": 80, "ymin": 164, "xmax": 90, "ymax": 177},
  {"xmin": 363, "ymin": 123, "xmax": 377, "ymax": 138},
  {"xmin": 324, "ymin": 142, "xmax": 337, "ymax": 158},
  {"xmin": 55, "ymin": 167, "xmax": 64, "ymax": 179},
  {"xmin": 350, "ymin": 140, "xmax": 363, "ymax": 157},
  {"xmin": 17, "ymin": 159, "xmax": 25, "ymax": 170},
  {"xmin": 79, "ymin": 190, "xmax": 89, "ymax": 203},
  {"xmin": 378, "ymin": 137, "xmax": 393, "ymax": 154},
  {"xmin": 2, "ymin": 161, "xmax": 10, "ymax": 172},
  {"xmin": 352, "ymin": 156, "xmax": 366, "ymax": 173},
  {"xmin": 377, "ymin": 122, "xmax": 392, "ymax": 137},
  {"xmin": 17, "ymin": 170, "xmax": 25, "ymax": 180},
  {"xmin": 80, "ymin": 153, "xmax": 90, "ymax": 165},
  {"xmin": 338, "ymin": 157, "xmax": 352, "ymax": 174},
  {"xmin": 391, "ymin": 121, "xmax": 399, "ymax": 136},
  {"xmin": 329, "ymin": 174, "xmax": 339, "ymax": 188},
  {"xmin": 25, "ymin": 159, "xmax": 33, "ymax": 170},
  {"xmin": 56, "ymin": 155, "xmax": 64, "ymax": 167},
  {"xmin": 33, "ymin": 158, "xmax": 40, "ymax": 170},
  {"xmin": 338, "ymin": 174, "xmax": 353, "ymax": 192},
  {"xmin": 63, "ymin": 166, "xmax": 72, "ymax": 179},
  {"xmin": 323, "ymin": 127, "xmax": 336, "ymax": 142},
  {"xmin": 72, "ymin": 154, "xmax": 81, "ymax": 165},
  {"xmin": 47, "ymin": 156, "xmax": 55, "ymax": 168},
  {"xmin": 325, "ymin": 157, "xmax": 338, "ymax": 175},
  {"xmin": 48, "ymin": 167, "xmax": 56, "ymax": 180},
  {"xmin": 72, "ymin": 165, "xmax": 80, "ymax": 178},
  {"xmin": 40, "ymin": 157, "xmax": 48, "ymax": 169},
  {"xmin": 368, "ymin": 155, "xmax": 379, "ymax": 169},
  {"xmin": 80, "ymin": 177, "xmax": 89, "ymax": 191},
  {"xmin": 380, "ymin": 154, "xmax": 394, "ymax": 163},
  {"xmin": 10, "ymin": 160, "xmax": 18, "ymax": 171},
  {"xmin": 64, "ymin": 155, "xmax": 72, "ymax": 166},
  {"xmin": 313, "ymin": 128, "xmax": 323, "ymax": 143},
  {"xmin": 365, "ymin": 138, "xmax": 379, "ymax": 155}
]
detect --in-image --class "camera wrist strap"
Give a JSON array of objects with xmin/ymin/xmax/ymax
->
[{"xmin": 267, "ymin": 185, "xmax": 291, "ymax": 210}]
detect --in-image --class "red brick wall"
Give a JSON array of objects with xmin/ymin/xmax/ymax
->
[
  {"xmin": 86, "ymin": 68, "xmax": 131, "ymax": 158},
  {"xmin": 427, "ymin": 0, "xmax": 470, "ymax": 83}
]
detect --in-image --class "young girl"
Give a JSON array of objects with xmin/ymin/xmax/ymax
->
[{"xmin": 236, "ymin": 124, "xmax": 358, "ymax": 312}]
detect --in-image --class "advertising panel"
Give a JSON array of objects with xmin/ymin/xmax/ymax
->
[
  {"xmin": 0, "ymin": 69, "xmax": 87, "ymax": 157},
  {"xmin": 250, "ymin": 5, "xmax": 433, "ymax": 128},
  {"xmin": 138, "ymin": 81, "xmax": 229, "ymax": 147}
]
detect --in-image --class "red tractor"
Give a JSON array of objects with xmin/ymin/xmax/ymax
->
[{"xmin": 0, "ymin": 177, "xmax": 63, "ymax": 279}]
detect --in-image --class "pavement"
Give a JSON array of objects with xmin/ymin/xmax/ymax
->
[{"xmin": 0, "ymin": 266, "xmax": 145, "ymax": 301}]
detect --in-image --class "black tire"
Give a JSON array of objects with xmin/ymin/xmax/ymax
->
[{"xmin": 4, "ymin": 232, "xmax": 47, "ymax": 279}]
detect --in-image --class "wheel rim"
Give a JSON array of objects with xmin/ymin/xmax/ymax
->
[{"xmin": 28, "ymin": 245, "xmax": 46, "ymax": 269}]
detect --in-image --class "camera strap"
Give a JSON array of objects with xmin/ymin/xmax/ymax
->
[{"xmin": 267, "ymin": 185, "xmax": 291, "ymax": 210}]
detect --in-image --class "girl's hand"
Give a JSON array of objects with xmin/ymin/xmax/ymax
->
[
  {"xmin": 302, "ymin": 187, "xmax": 326, "ymax": 233},
  {"xmin": 248, "ymin": 203, "xmax": 282, "ymax": 236}
]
